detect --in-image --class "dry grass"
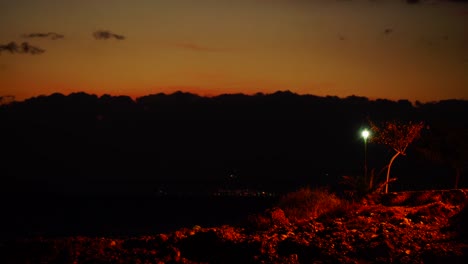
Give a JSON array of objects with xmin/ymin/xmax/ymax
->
[{"xmin": 277, "ymin": 187, "xmax": 352, "ymax": 222}]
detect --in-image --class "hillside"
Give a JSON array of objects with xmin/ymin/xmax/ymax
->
[{"xmin": 2, "ymin": 92, "xmax": 467, "ymax": 193}]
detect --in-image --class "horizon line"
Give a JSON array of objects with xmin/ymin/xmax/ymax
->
[{"xmin": 1, "ymin": 90, "xmax": 467, "ymax": 105}]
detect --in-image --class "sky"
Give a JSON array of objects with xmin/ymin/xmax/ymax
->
[{"xmin": 0, "ymin": 0, "xmax": 467, "ymax": 102}]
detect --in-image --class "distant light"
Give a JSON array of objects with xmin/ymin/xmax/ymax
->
[{"xmin": 362, "ymin": 130, "xmax": 370, "ymax": 139}]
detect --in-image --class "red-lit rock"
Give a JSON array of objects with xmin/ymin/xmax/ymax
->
[{"xmin": 1, "ymin": 189, "xmax": 467, "ymax": 263}]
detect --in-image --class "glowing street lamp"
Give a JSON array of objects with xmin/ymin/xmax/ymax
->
[{"xmin": 361, "ymin": 129, "xmax": 370, "ymax": 180}]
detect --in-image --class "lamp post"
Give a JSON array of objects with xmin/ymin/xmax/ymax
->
[{"xmin": 361, "ymin": 129, "xmax": 370, "ymax": 181}]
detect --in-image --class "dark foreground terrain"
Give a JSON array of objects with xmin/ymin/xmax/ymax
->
[
  {"xmin": 0, "ymin": 194, "xmax": 277, "ymax": 242},
  {"xmin": 1, "ymin": 189, "xmax": 467, "ymax": 264}
]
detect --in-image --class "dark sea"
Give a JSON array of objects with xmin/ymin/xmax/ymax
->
[{"xmin": 0, "ymin": 194, "xmax": 278, "ymax": 242}]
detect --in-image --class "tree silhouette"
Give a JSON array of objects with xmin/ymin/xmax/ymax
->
[
  {"xmin": 369, "ymin": 120, "xmax": 424, "ymax": 193},
  {"xmin": 0, "ymin": 95, "xmax": 15, "ymax": 105}
]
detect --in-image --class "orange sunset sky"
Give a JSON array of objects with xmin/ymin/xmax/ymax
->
[{"xmin": 1, "ymin": 0, "xmax": 467, "ymax": 102}]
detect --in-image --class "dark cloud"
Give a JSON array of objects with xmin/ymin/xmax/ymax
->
[
  {"xmin": 383, "ymin": 28, "xmax": 393, "ymax": 35},
  {"xmin": 405, "ymin": 0, "xmax": 468, "ymax": 4},
  {"xmin": 22, "ymin": 32, "xmax": 64, "ymax": 40},
  {"xmin": 172, "ymin": 42, "xmax": 221, "ymax": 52},
  {"xmin": 0, "ymin": 42, "xmax": 45, "ymax": 55},
  {"xmin": 93, "ymin": 30, "xmax": 125, "ymax": 40}
]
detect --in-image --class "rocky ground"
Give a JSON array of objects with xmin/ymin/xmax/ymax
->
[{"xmin": 1, "ymin": 189, "xmax": 467, "ymax": 264}]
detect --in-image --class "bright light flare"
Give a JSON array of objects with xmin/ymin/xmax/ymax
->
[{"xmin": 362, "ymin": 130, "xmax": 370, "ymax": 139}]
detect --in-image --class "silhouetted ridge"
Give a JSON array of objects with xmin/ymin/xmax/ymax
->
[{"xmin": 1, "ymin": 91, "xmax": 467, "ymax": 195}]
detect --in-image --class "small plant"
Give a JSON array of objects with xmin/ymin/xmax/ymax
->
[
  {"xmin": 244, "ymin": 207, "xmax": 289, "ymax": 231},
  {"xmin": 339, "ymin": 166, "xmax": 395, "ymax": 204},
  {"xmin": 277, "ymin": 187, "xmax": 349, "ymax": 222}
]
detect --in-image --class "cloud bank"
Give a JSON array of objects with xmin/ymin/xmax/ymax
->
[
  {"xmin": 22, "ymin": 32, "xmax": 64, "ymax": 40},
  {"xmin": 0, "ymin": 42, "xmax": 45, "ymax": 55},
  {"xmin": 93, "ymin": 30, "xmax": 125, "ymax": 40}
]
